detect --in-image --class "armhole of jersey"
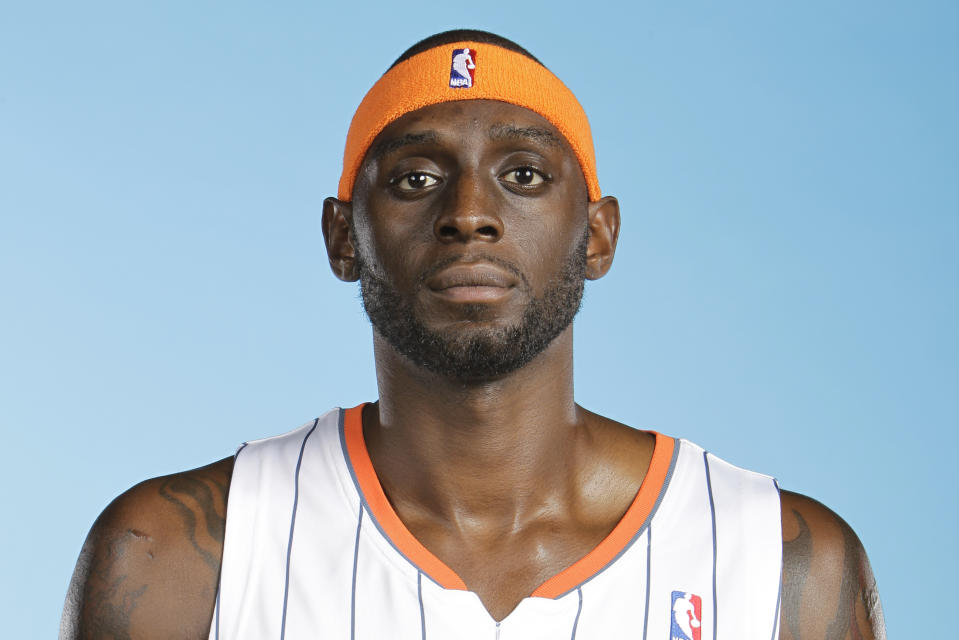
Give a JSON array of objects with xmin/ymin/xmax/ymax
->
[
  {"xmin": 705, "ymin": 452, "xmax": 782, "ymax": 639},
  {"xmin": 769, "ymin": 479, "xmax": 783, "ymax": 640},
  {"xmin": 208, "ymin": 441, "xmax": 247, "ymax": 640}
]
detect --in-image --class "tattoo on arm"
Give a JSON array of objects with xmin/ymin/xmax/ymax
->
[
  {"xmin": 158, "ymin": 474, "xmax": 228, "ymax": 572},
  {"xmin": 77, "ymin": 530, "xmax": 150, "ymax": 640},
  {"xmin": 782, "ymin": 509, "xmax": 811, "ymax": 640},
  {"xmin": 780, "ymin": 500, "xmax": 886, "ymax": 640},
  {"xmin": 823, "ymin": 523, "xmax": 867, "ymax": 640}
]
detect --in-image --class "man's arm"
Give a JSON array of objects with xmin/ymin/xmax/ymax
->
[
  {"xmin": 60, "ymin": 457, "xmax": 234, "ymax": 640},
  {"xmin": 779, "ymin": 490, "xmax": 886, "ymax": 640}
]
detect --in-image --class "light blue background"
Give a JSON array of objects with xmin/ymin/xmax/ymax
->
[{"xmin": 2, "ymin": 2, "xmax": 956, "ymax": 637}]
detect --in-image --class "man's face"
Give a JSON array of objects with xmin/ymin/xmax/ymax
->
[{"xmin": 348, "ymin": 100, "xmax": 591, "ymax": 381}]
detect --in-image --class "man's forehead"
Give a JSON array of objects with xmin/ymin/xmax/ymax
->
[
  {"xmin": 369, "ymin": 126, "xmax": 565, "ymax": 163},
  {"xmin": 367, "ymin": 100, "xmax": 568, "ymax": 161}
]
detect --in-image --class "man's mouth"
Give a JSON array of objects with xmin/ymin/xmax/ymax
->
[{"xmin": 425, "ymin": 262, "xmax": 518, "ymax": 303}]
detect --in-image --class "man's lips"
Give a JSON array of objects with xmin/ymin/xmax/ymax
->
[{"xmin": 425, "ymin": 263, "xmax": 518, "ymax": 302}]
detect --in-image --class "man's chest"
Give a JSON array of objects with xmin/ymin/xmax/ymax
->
[
  {"xmin": 211, "ymin": 410, "xmax": 782, "ymax": 639},
  {"xmin": 405, "ymin": 518, "xmax": 621, "ymax": 621}
]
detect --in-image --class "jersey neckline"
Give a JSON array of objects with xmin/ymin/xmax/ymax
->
[{"xmin": 339, "ymin": 403, "xmax": 676, "ymax": 599}]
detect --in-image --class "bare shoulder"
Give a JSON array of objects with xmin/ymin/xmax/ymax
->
[
  {"xmin": 60, "ymin": 457, "xmax": 234, "ymax": 640},
  {"xmin": 779, "ymin": 490, "xmax": 886, "ymax": 640}
]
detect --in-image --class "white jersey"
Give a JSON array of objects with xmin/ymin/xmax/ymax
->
[{"xmin": 211, "ymin": 405, "xmax": 782, "ymax": 639}]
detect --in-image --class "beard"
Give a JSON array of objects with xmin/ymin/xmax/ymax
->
[{"xmin": 357, "ymin": 230, "xmax": 588, "ymax": 382}]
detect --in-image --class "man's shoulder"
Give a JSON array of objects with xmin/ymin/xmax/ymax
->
[
  {"xmin": 779, "ymin": 489, "xmax": 870, "ymax": 578},
  {"xmin": 91, "ymin": 457, "xmax": 235, "ymax": 569},
  {"xmin": 106, "ymin": 457, "xmax": 234, "ymax": 535},
  {"xmin": 61, "ymin": 457, "xmax": 234, "ymax": 639},
  {"xmin": 778, "ymin": 490, "xmax": 886, "ymax": 639}
]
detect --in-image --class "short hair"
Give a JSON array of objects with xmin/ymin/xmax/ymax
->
[{"xmin": 389, "ymin": 29, "xmax": 543, "ymax": 71}]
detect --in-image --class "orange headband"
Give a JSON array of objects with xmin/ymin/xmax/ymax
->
[{"xmin": 338, "ymin": 41, "xmax": 601, "ymax": 202}]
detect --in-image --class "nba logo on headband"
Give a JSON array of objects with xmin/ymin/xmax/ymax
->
[{"xmin": 449, "ymin": 48, "xmax": 476, "ymax": 88}]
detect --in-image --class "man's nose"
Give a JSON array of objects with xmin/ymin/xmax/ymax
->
[{"xmin": 433, "ymin": 173, "xmax": 503, "ymax": 243}]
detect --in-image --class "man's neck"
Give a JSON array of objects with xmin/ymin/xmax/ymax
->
[{"xmin": 365, "ymin": 327, "xmax": 582, "ymax": 529}]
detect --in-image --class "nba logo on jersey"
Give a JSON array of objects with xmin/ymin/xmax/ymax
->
[
  {"xmin": 449, "ymin": 48, "xmax": 476, "ymax": 88},
  {"xmin": 670, "ymin": 591, "xmax": 702, "ymax": 640}
]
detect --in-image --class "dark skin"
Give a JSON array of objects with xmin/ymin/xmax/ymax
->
[{"xmin": 62, "ymin": 100, "xmax": 885, "ymax": 638}]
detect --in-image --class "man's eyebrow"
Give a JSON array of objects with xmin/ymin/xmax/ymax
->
[
  {"xmin": 368, "ymin": 131, "xmax": 439, "ymax": 161},
  {"xmin": 488, "ymin": 124, "xmax": 564, "ymax": 148}
]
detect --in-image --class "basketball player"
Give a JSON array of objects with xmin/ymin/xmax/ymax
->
[{"xmin": 61, "ymin": 31, "xmax": 886, "ymax": 639}]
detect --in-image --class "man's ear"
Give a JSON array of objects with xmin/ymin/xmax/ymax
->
[
  {"xmin": 585, "ymin": 196, "xmax": 620, "ymax": 280},
  {"xmin": 322, "ymin": 197, "xmax": 359, "ymax": 282}
]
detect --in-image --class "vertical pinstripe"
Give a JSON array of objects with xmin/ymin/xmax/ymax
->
[
  {"xmin": 350, "ymin": 506, "xmax": 364, "ymax": 640},
  {"xmin": 769, "ymin": 579, "xmax": 782, "ymax": 640},
  {"xmin": 703, "ymin": 452, "xmax": 718, "ymax": 640},
  {"xmin": 417, "ymin": 571, "xmax": 426, "ymax": 640},
  {"xmin": 569, "ymin": 587, "xmax": 583, "ymax": 640},
  {"xmin": 279, "ymin": 419, "xmax": 319, "ymax": 640},
  {"xmin": 642, "ymin": 525, "xmax": 651, "ymax": 640}
]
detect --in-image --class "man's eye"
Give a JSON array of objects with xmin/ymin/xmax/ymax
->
[
  {"xmin": 393, "ymin": 172, "xmax": 439, "ymax": 191},
  {"xmin": 500, "ymin": 168, "xmax": 546, "ymax": 186}
]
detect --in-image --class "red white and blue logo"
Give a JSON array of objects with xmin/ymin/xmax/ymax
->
[
  {"xmin": 670, "ymin": 591, "xmax": 702, "ymax": 640},
  {"xmin": 449, "ymin": 48, "xmax": 476, "ymax": 88}
]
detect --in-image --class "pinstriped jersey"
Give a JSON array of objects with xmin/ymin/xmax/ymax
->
[{"xmin": 210, "ymin": 405, "xmax": 782, "ymax": 639}]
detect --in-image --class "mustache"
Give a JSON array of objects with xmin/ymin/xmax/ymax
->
[{"xmin": 415, "ymin": 253, "xmax": 531, "ymax": 291}]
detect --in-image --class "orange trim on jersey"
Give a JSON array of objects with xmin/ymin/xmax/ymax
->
[
  {"xmin": 343, "ymin": 404, "xmax": 674, "ymax": 598},
  {"xmin": 530, "ymin": 431, "xmax": 675, "ymax": 598},
  {"xmin": 343, "ymin": 404, "xmax": 468, "ymax": 590}
]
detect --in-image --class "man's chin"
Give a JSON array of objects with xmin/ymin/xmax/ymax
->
[
  {"xmin": 381, "ymin": 328, "xmax": 529, "ymax": 381},
  {"xmin": 416, "ymin": 297, "xmax": 525, "ymax": 326},
  {"xmin": 418, "ymin": 317, "xmax": 517, "ymax": 336}
]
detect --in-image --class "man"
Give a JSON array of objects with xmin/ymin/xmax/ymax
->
[{"xmin": 61, "ymin": 30, "xmax": 885, "ymax": 639}]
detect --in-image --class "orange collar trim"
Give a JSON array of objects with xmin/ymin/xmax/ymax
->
[{"xmin": 341, "ymin": 403, "xmax": 675, "ymax": 597}]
